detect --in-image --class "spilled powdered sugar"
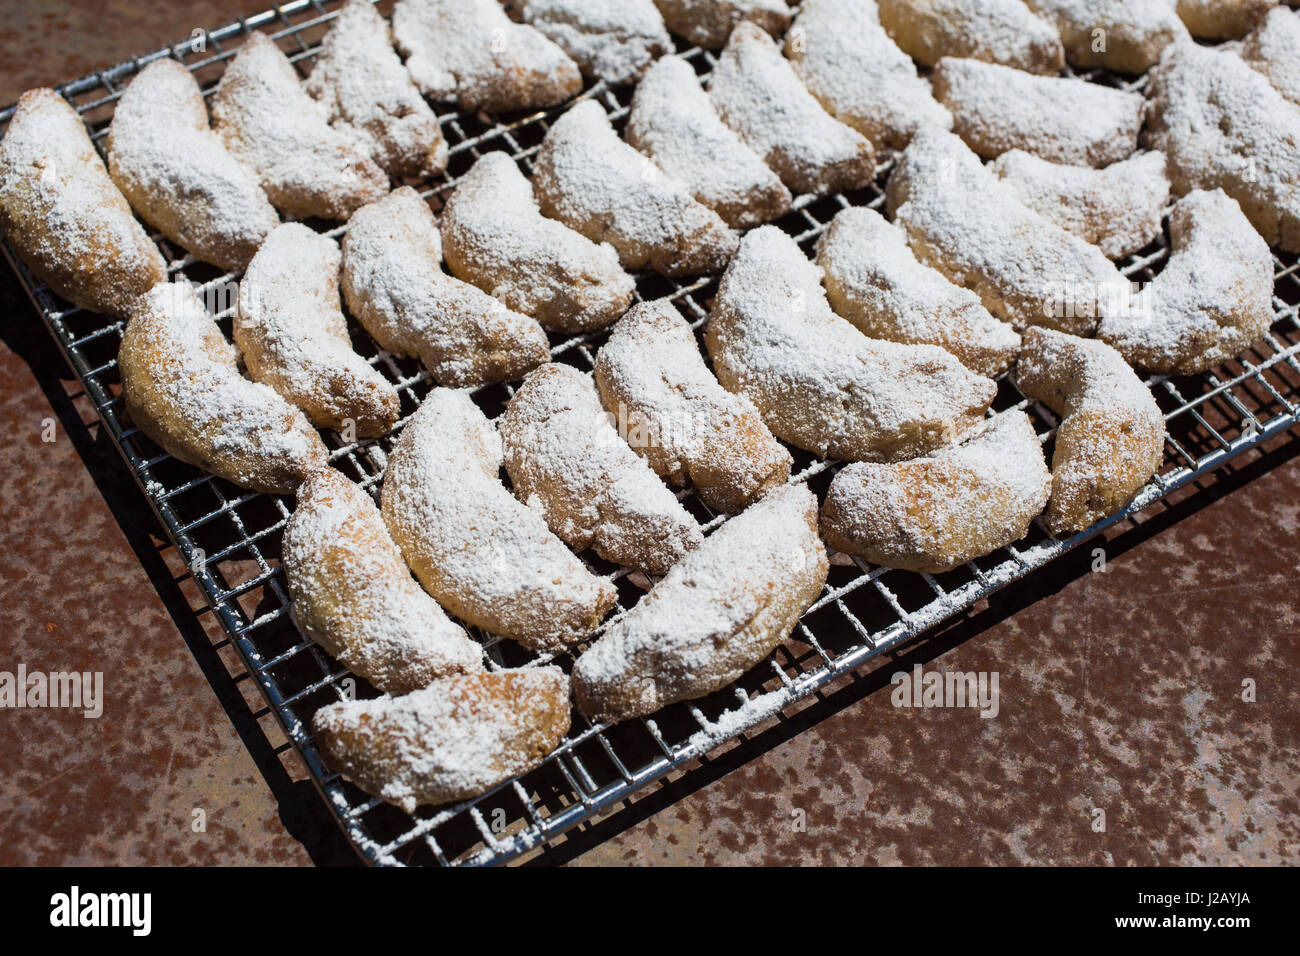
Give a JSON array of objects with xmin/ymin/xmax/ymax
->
[{"xmin": 510, "ymin": 0, "xmax": 673, "ymax": 85}]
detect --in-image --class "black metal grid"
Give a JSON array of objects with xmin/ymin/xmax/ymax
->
[{"xmin": 2, "ymin": 0, "xmax": 1298, "ymax": 866}]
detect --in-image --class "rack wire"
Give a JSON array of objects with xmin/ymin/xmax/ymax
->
[{"xmin": 2, "ymin": 0, "xmax": 1298, "ymax": 866}]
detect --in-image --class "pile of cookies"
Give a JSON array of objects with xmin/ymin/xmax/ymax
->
[{"xmin": 1, "ymin": 0, "xmax": 1294, "ymax": 813}]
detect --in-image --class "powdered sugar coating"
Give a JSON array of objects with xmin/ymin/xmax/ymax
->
[
  {"xmin": 821, "ymin": 410, "xmax": 1051, "ymax": 573},
  {"xmin": 341, "ymin": 187, "xmax": 549, "ymax": 386},
  {"xmin": 653, "ymin": 0, "xmax": 794, "ymax": 48},
  {"xmin": 1143, "ymin": 40, "xmax": 1300, "ymax": 252},
  {"xmin": 593, "ymin": 300, "xmax": 792, "ymax": 513},
  {"xmin": 305, "ymin": 0, "xmax": 448, "ymax": 179},
  {"xmin": 284, "ymin": 468, "xmax": 481, "ymax": 695},
  {"xmin": 1016, "ymin": 328, "xmax": 1165, "ymax": 535},
  {"xmin": 1240, "ymin": 6, "xmax": 1300, "ymax": 107},
  {"xmin": 1097, "ymin": 189, "xmax": 1274, "ymax": 373},
  {"xmin": 210, "ymin": 32, "xmax": 388, "ymax": 221},
  {"xmin": 572, "ymin": 484, "xmax": 827, "ymax": 722},
  {"xmin": 709, "ymin": 23, "xmax": 876, "ymax": 197},
  {"xmin": 0, "ymin": 89, "xmax": 165, "ymax": 318},
  {"xmin": 441, "ymin": 152, "xmax": 634, "ymax": 332},
  {"xmin": 886, "ymin": 128, "xmax": 1130, "ymax": 335},
  {"xmin": 510, "ymin": 0, "xmax": 673, "ymax": 85},
  {"xmin": 501, "ymin": 363, "xmax": 702, "ymax": 575},
  {"xmin": 933, "ymin": 57, "xmax": 1144, "ymax": 168},
  {"xmin": 118, "ymin": 280, "xmax": 328, "ymax": 494},
  {"xmin": 381, "ymin": 388, "xmax": 617, "ymax": 651},
  {"xmin": 990, "ymin": 149, "xmax": 1170, "ymax": 259},
  {"xmin": 625, "ymin": 55, "xmax": 791, "ymax": 229},
  {"xmin": 786, "ymin": 0, "xmax": 952, "ymax": 152},
  {"xmin": 878, "ymin": 0, "xmax": 1064, "ymax": 73},
  {"xmin": 705, "ymin": 225, "xmax": 996, "ymax": 462},
  {"xmin": 313, "ymin": 667, "xmax": 570, "ymax": 811},
  {"xmin": 816, "ymin": 206, "xmax": 1020, "ymax": 377},
  {"xmin": 1176, "ymin": 0, "xmax": 1277, "ymax": 38},
  {"xmin": 532, "ymin": 99, "xmax": 738, "ymax": 277},
  {"xmin": 1026, "ymin": 0, "xmax": 1190, "ymax": 73},
  {"xmin": 392, "ymin": 0, "xmax": 582, "ymax": 111}
]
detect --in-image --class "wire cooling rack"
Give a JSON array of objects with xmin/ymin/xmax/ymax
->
[{"xmin": 2, "ymin": 1, "xmax": 1299, "ymax": 866}]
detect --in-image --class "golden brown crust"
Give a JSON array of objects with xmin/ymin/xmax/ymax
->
[
  {"xmin": 653, "ymin": 0, "xmax": 794, "ymax": 49},
  {"xmin": 1176, "ymin": 0, "xmax": 1276, "ymax": 38},
  {"xmin": 878, "ymin": 0, "xmax": 1064, "ymax": 73},
  {"xmin": 1025, "ymin": 0, "xmax": 1190, "ymax": 74},
  {"xmin": 0, "ymin": 89, "xmax": 166, "ymax": 318}
]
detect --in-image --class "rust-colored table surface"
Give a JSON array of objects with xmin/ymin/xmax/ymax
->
[{"xmin": 1, "ymin": 2, "xmax": 1297, "ymax": 867}]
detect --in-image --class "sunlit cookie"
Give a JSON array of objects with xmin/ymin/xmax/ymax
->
[
  {"xmin": 877, "ymin": 0, "xmax": 1064, "ymax": 73},
  {"xmin": 886, "ymin": 129, "xmax": 1130, "ymax": 335},
  {"xmin": 785, "ymin": 0, "xmax": 952, "ymax": 152},
  {"xmin": 1176, "ymin": 0, "xmax": 1277, "ymax": 38},
  {"xmin": 933, "ymin": 57, "xmax": 1143, "ymax": 168},
  {"xmin": 593, "ymin": 300, "xmax": 792, "ymax": 514},
  {"xmin": 1240, "ymin": 6, "xmax": 1300, "ymax": 107},
  {"xmin": 1016, "ymin": 328, "xmax": 1165, "ymax": 536},
  {"xmin": 1025, "ymin": 0, "xmax": 1190, "ymax": 74},
  {"xmin": 705, "ymin": 226, "xmax": 996, "ymax": 462},
  {"xmin": 391, "ymin": 0, "xmax": 582, "ymax": 112},
  {"xmin": 305, "ymin": 0, "xmax": 448, "ymax": 179},
  {"xmin": 709, "ymin": 23, "xmax": 875, "ymax": 196},
  {"xmin": 313, "ymin": 667, "xmax": 570, "ymax": 811},
  {"xmin": 118, "ymin": 281, "xmax": 328, "ymax": 494},
  {"xmin": 572, "ymin": 484, "xmax": 827, "ymax": 723},
  {"xmin": 652, "ymin": 0, "xmax": 794, "ymax": 48},
  {"xmin": 532, "ymin": 99, "xmax": 738, "ymax": 277},
  {"xmin": 236, "ymin": 223, "xmax": 398, "ymax": 437},
  {"xmin": 990, "ymin": 150, "xmax": 1170, "ymax": 260},
  {"xmin": 625, "ymin": 55, "xmax": 791, "ymax": 229},
  {"xmin": 821, "ymin": 411, "xmax": 1051, "ymax": 573},
  {"xmin": 1097, "ymin": 190, "xmax": 1274, "ymax": 374},
  {"xmin": 815, "ymin": 206, "xmax": 1020, "ymax": 378},
  {"xmin": 381, "ymin": 388, "xmax": 617, "ymax": 651},
  {"xmin": 210, "ymin": 32, "xmax": 387, "ymax": 221},
  {"xmin": 106, "ymin": 60, "xmax": 278, "ymax": 272},
  {"xmin": 283, "ymin": 468, "xmax": 481, "ymax": 695},
  {"xmin": 1143, "ymin": 41, "xmax": 1300, "ymax": 252},
  {"xmin": 508, "ymin": 0, "xmax": 673, "ymax": 85},
  {"xmin": 440, "ymin": 153, "xmax": 634, "ymax": 333},
  {"xmin": 340, "ymin": 187, "xmax": 549, "ymax": 387},
  {"xmin": 501, "ymin": 363, "xmax": 702, "ymax": 575},
  {"xmin": 0, "ymin": 89, "xmax": 165, "ymax": 318}
]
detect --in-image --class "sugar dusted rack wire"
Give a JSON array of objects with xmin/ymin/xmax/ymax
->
[{"xmin": 2, "ymin": 0, "xmax": 1298, "ymax": 865}]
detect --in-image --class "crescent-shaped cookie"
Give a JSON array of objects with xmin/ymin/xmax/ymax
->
[
  {"xmin": 532, "ymin": 99, "xmax": 738, "ymax": 277},
  {"xmin": 652, "ymin": 0, "xmax": 794, "ymax": 49},
  {"xmin": 381, "ymin": 388, "xmax": 617, "ymax": 651},
  {"xmin": 0, "ymin": 89, "xmax": 165, "ymax": 318},
  {"xmin": 118, "ymin": 281, "xmax": 328, "ymax": 493},
  {"xmin": 1176, "ymin": 0, "xmax": 1277, "ymax": 38},
  {"xmin": 933, "ymin": 57, "xmax": 1144, "ymax": 168},
  {"xmin": 821, "ymin": 411, "xmax": 1051, "ymax": 573},
  {"xmin": 815, "ymin": 206, "xmax": 1021, "ymax": 378},
  {"xmin": 1143, "ymin": 39, "xmax": 1300, "ymax": 252},
  {"xmin": 573, "ymin": 483, "xmax": 826, "ymax": 723},
  {"xmin": 500, "ymin": 363, "xmax": 703, "ymax": 575},
  {"xmin": 210, "ymin": 32, "xmax": 387, "ymax": 221},
  {"xmin": 392, "ymin": 0, "xmax": 582, "ymax": 112},
  {"xmin": 1097, "ymin": 189, "xmax": 1274, "ymax": 374},
  {"xmin": 705, "ymin": 225, "xmax": 996, "ymax": 462},
  {"xmin": 106, "ymin": 60, "xmax": 278, "ymax": 272},
  {"xmin": 886, "ymin": 128, "xmax": 1130, "ymax": 335},
  {"xmin": 313, "ymin": 666, "xmax": 571, "ymax": 811},
  {"xmin": 340, "ymin": 187, "xmax": 549, "ymax": 387},
  {"xmin": 709, "ymin": 22, "xmax": 876, "ymax": 197},
  {"xmin": 1025, "ymin": 0, "xmax": 1190, "ymax": 74},
  {"xmin": 1240, "ymin": 6, "xmax": 1300, "ymax": 108},
  {"xmin": 1016, "ymin": 328, "xmax": 1165, "ymax": 536},
  {"xmin": 304, "ymin": 0, "xmax": 448, "ymax": 179},
  {"xmin": 283, "ymin": 468, "xmax": 481, "ymax": 695},
  {"xmin": 593, "ymin": 300, "xmax": 792, "ymax": 514},
  {"xmin": 625, "ymin": 55, "xmax": 791, "ymax": 229},
  {"xmin": 508, "ymin": 0, "xmax": 673, "ymax": 85},
  {"xmin": 785, "ymin": 0, "xmax": 953, "ymax": 152},
  {"xmin": 877, "ymin": 0, "xmax": 1064, "ymax": 74},
  {"xmin": 440, "ymin": 153, "xmax": 635, "ymax": 333},
  {"xmin": 235, "ymin": 222, "xmax": 400, "ymax": 437}
]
